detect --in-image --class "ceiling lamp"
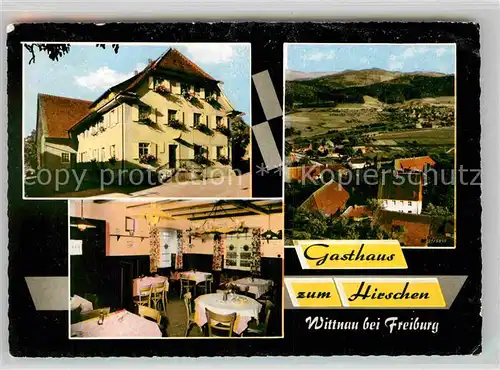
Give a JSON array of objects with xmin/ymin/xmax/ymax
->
[
  {"xmin": 70, "ymin": 200, "xmax": 96, "ymax": 231},
  {"xmin": 135, "ymin": 203, "xmax": 176, "ymax": 227},
  {"xmin": 261, "ymin": 206, "xmax": 282, "ymax": 243}
]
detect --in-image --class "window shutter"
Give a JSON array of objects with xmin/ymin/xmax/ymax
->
[
  {"xmin": 132, "ymin": 105, "xmax": 139, "ymax": 121},
  {"xmin": 152, "ymin": 143, "xmax": 158, "ymax": 157},
  {"xmin": 148, "ymin": 76, "xmax": 154, "ymax": 89},
  {"xmin": 132, "ymin": 142, "xmax": 139, "ymax": 159},
  {"xmin": 159, "ymin": 142, "xmax": 166, "ymax": 154}
]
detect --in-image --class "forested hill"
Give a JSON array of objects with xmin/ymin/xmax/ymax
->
[{"xmin": 285, "ymin": 69, "xmax": 455, "ymax": 108}]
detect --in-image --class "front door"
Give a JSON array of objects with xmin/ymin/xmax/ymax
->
[{"xmin": 168, "ymin": 145, "xmax": 177, "ymax": 168}]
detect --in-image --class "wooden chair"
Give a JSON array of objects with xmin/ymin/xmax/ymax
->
[
  {"xmin": 205, "ymin": 308, "xmax": 237, "ymax": 337},
  {"xmin": 244, "ymin": 300, "xmax": 274, "ymax": 336},
  {"xmin": 79, "ymin": 307, "xmax": 111, "ymax": 321},
  {"xmin": 180, "ymin": 277, "xmax": 196, "ymax": 298},
  {"xmin": 150, "ymin": 282, "xmax": 166, "ymax": 312},
  {"xmin": 133, "ymin": 285, "xmax": 152, "ymax": 308},
  {"xmin": 196, "ymin": 274, "xmax": 213, "ymax": 295},
  {"xmin": 138, "ymin": 305, "xmax": 162, "ymax": 325},
  {"xmin": 183, "ymin": 292, "xmax": 198, "ymax": 337}
]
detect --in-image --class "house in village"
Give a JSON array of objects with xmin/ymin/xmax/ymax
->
[
  {"xmin": 341, "ymin": 205, "xmax": 373, "ymax": 221},
  {"xmin": 394, "ymin": 156, "xmax": 436, "ymax": 172},
  {"xmin": 377, "ymin": 172, "xmax": 423, "ymax": 214},
  {"xmin": 299, "ymin": 181, "xmax": 350, "ymax": 217},
  {"xmin": 375, "ymin": 209, "xmax": 432, "ymax": 247},
  {"xmin": 36, "ymin": 48, "xmax": 239, "ymax": 173},
  {"xmin": 349, "ymin": 158, "xmax": 368, "ymax": 170}
]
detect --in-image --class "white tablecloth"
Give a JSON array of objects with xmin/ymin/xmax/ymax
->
[
  {"xmin": 180, "ymin": 271, "xmax": 211, "ymax": 284},
  {"xmin": 194, "ymin": 293, "xmax": 262, "ymax": 335},
  {"xmin": 233, "ymin": 278, "xmax": 274, "ymax": 299},
  {"xmin": 133, "ymin": 276, "xmax": 167, "ymax": 296},
  {"xmin": 71, "ymin": 309, "xmax": 162, "ymax": 338},
  {"xmin": 70, "ymin": 295, "xmax": 93, "ymax": 312}
]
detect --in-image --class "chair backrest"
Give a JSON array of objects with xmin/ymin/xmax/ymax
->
[
  {"xmin": 163, "ymin": 280, "xmax": 169, "ymax": 292},
  {"xmin": 80, "ymin": 307, "xmax": 111, "ymax": 321},
  {"xmin": 139, "ymin": 305, "xmax": 162, "ymax": 325},
  {"xmin": 152, "ymin": 282, "xmax": 165, "ymax": 296},
  {"xmin": 183, "ymin": 292, "xmax": 192, "ymax": 317},
  {"xmin": 262, "ymin": 300, "xmax": 274, "ymax": 334},
  {"xmin": 205, "ymin": 308, "xmax": 236, "ymax": 337}
]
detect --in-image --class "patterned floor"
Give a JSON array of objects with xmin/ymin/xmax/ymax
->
[{"xmin": 163, "ymin": 296, "xmax": 203, "ymax": 337}]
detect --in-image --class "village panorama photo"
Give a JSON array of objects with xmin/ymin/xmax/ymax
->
[
  {"xmin": 23, "ymin": 43, "xmax": 251, "ymax": 199},
  {"xmin": 284, "ymin": 43, "xmax": 456, "ymax": 248}
]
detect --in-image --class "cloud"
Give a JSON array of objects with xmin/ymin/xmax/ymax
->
[
  {"xmin": 74, "ymin": 63, "xmax": 145, "ymax": 91},
  {"xmin": 388, "ymin": 54, "xmax": 404, "ymax": 71},
  {"xmin": 304, "ymin": 50, "xmax": 336, "ymax": 62},
  {"xmin": 435, "ymin": 47, "xmax": 447, "ymax": 57},
  {"xmin": 180, "ymin": 44, "xmax": 236, "ymax": 64}
]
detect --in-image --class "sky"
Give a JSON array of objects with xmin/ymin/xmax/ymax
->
[
  {"xmin": 286, "ymin": 44, "xmax": 456, "ymax": 74},
  {"xmin": 23, "ymin": 43, "xmax": 251, "ymax": 135}
]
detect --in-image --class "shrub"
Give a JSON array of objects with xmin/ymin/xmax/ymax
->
[
  {"xmin": 194, "ymin": 154, "xmax": 213, "ymax": 167},
  {"xmin": 206, "ymin": 97, "xmax": 223, "ymax": 110},
  {"xmin": 218, "ymin": 156, "xmax": 230, "ymax": 165}
]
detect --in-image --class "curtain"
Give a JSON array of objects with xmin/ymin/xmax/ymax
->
[
  {"xmin": 212, "ymin": 234, "xmax": 224, "ymax": 271},
  {"xmin": 250, "ymin": 228, "xmax": 262, "ymax": 276},
  {"xmin": 176, "ymin": 230, "xmax": 185, "ymax": 269},
  {"xmin": 149, "ymin": 225, "xmax": 160, "ymax": 273}
]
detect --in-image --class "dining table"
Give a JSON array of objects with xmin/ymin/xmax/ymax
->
[
  {"xmin": 132, "ymin": 276, "xmax": 168, "ymax": 297},
  {"xmin": 71, "ymin": 309, "xmax": 162, "ymax": 338},
  {"xmin": 179, "ymin": 270, "xmax": 212, "ymax": 297},
  {"xmin": 70, "ymin": 295, "xmax": 93, "ymax": 312},
  {"xmin": 232, "ymin": 277, "xmax": 274, "ymax": 299},
  {"xmin": 194, "ymin": 293, "xmax": 262, "ymax": 335}
]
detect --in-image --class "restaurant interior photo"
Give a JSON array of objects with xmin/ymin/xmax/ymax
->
[{"xmin": 69, "ymin": 199, "xmax": 284, "ymax": 338}]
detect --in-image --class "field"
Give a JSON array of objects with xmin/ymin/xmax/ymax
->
[
  {"xmin": 285, "ymin": 98, "xmax": 382, "ymax": 138},
  {"xmin": 372, "ymin": 127, "xmax": 455, "ymax": 146}
]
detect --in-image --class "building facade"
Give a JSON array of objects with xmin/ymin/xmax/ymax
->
[{"xmin": 36, "ymin": 48, "xmax": 238, "ymax": 173}]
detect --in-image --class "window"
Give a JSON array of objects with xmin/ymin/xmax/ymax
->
[
  {"xmin": 167, "ymin": 110, "xmax": 177, "ymax": 122},
  {"xmin": 216, "ymin": 146, "xmax": 223, "ymax": 158},
  {"xmin": 408, "ymin": 210, "xmax": 412, "ymax": 214},
  {"xmin": 101, "ymin": 147, "xmax": 106, "ymax": 162},
  {"xmin": 224, "ymin": 234, "xmax": 252, "ymax": 271},
  {"xmin": 194, "ymin": 145, "xmax": 202, "ymax": 156},
  {"xmin": 153, "ymin": 77, "xmax": 164, "ymax": 89},
  {"xmin": 61, "ymin": 152, "xmax": 70, "ymax": 163},
  {"xmin": 110, "ymin": 145, "xmax": 116, "ymax": 158},
  {"xmin": 194, "ymin": 85, "xmax": 201, "ymax": 93},
  {"xmin": 392, "ymin": 201, "xmax": 396, "ymax": 205},
  {"xmin": 93, "ymin": 149, "xmax": 97, "ymax": 160},
  {"xmin": 408, "ymin": 201, "xmax": 412, "ymax": 206},
  {"xmin": 383, "ymin": 200, "xmax": 387, "ymax": 207},
  {"xmin": 110, "ymin": 109, "xmax": 118, "ymax": 126},
  {"xmin": 139, "ymin": 143, "xmax": 149, "ymax": 157},
  {"xmin": 193, "ymin": 113, "xmax": 201, "ymax": 126},
  {"xmin": 216, "ymin": 116, "xmax": 223, "ymax": 126},
  {"xmin": 139, "ymin": 106, "xmax": 151, "ymax": 121}
]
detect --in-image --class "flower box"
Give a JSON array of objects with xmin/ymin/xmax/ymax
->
[
  {"xmin": 194, "ymin": 154, "xmax": 213, "ymax": 167},
  {"xmin": 168, "ymin": 119, "xmax": 188, "ymax": 131},
  {"xmin": 155, "ymin": 85, "xmax": 171, "ymax": 96},
  {"xmin": 216, "ymin": 124, "xmax": 231, "ymax": 137},
  {"xmin": 206, "ymin": 97, "xmax": 223, "ymax": 110},
  {"xmin": 139, "ymin": 154, "xmax": 157, "ymax": 165},
  {"xmin": 218, "ymin": 156, "xmax": 230, "ymax": 165},
  {"xmin": 138, "ymin": 118, "xmax": 155, "ymax": 126},
  {"xmin": 195, "ymin": 123, "xmax": 214, "ymax": 136}
]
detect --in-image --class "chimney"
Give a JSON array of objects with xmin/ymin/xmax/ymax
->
[
  {"xmin": 147, "ymin": 58, "xmax": 153, "ymax": 65},
  {"xmin": 134, "ymin": 70, "xmax": 139, "ymax": 75}
]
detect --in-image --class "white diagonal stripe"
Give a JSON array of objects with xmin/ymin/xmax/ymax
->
[
  {"xmin": 252, "ymin": 121, "xmax": 282, "ymax": 170},
  {"xmin": 252, "ymin": 70, "xmax": 282, "ymax": 121},
  {"xmin": 25, "ymin": 277, "xmax": 68, "ymax": 311}
]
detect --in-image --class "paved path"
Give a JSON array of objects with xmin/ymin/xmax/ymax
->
[{"xmin": 130, "ymin": 173, "xmax": 251, "ymax": 198}]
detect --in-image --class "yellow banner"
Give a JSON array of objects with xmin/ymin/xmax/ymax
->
[
  {"xmin": 285, "ymin": 278, "xmax": 342, "ymax": 307},
  {"xmin": 285, "ymin": 277, "xmax": 447, "ymax": 308},
  {"xmin": 336, "ymin": 278, "xmax": 446, "ymax": 308},
  {"xmin": 294, "ymin": 240, "xmax": 407, "ymax": 269}
]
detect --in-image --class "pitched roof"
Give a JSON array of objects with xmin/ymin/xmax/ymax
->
[
  {"xmin": 156, "ymin": 48, "xmax": 216, "ymax": 81},
  {"xmin": 300, "ymin": 181, "xmax": 350, "ymax": 216},
  {"xmin": 377, "ymin": 172, "xmax": 422, "ymax": 201},
  {"xmin": 342, "ymin": 205, "xmax": 373, "ymax": 219},
  {"xmin": 38, "ymin": 94, "xmax": 91, "ymax": 139},
  {"xmin": 287, "ymin": 164, "xmax": 346, "ymax": 182},
  {"xmin": 394, "ymin": 156, "xmax": 436, "ymax": 172},
  {"xmin": 375, "ymin": 210, "xmax": 431, "ymax": 247}
]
